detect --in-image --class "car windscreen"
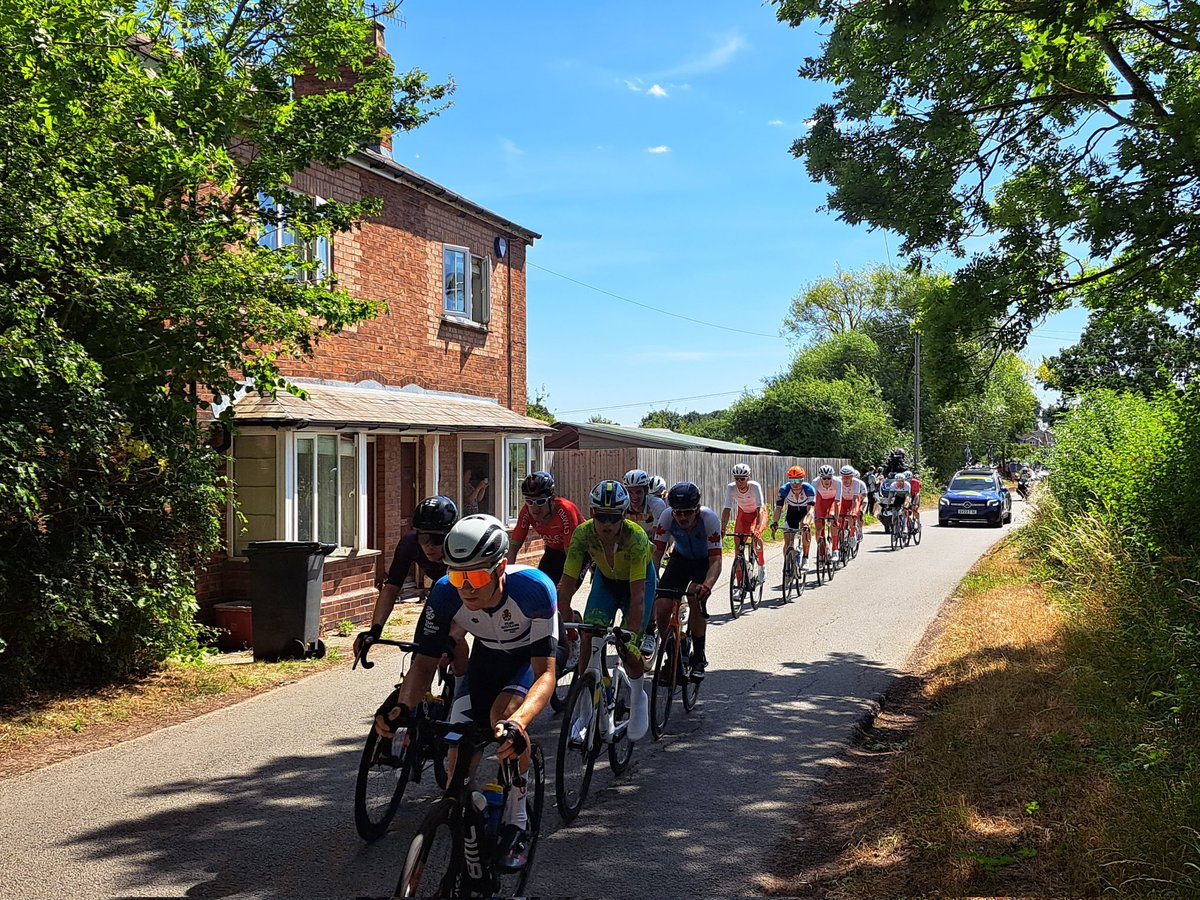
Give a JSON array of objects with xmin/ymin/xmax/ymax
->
[{"xmin": 949, "ymin": 476, "xmax": 994, "ymax": 492}]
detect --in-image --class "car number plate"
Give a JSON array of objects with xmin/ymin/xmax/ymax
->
[{"xmin": 959, "ymin": 508, "xmax": 978, "ymax": 515}]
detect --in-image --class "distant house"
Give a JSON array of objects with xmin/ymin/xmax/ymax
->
[
  {"xmin": 546, "ymin": 421, "xmax": 778, "ymax": 454},
  {"xmin": 1017, "ymin": 430, "xmax": 1056, "ymax": 448}
]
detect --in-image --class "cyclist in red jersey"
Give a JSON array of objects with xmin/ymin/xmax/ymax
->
[{"xmin": 506, "ymin": 471, "xmax": 581, "ymax": 584}]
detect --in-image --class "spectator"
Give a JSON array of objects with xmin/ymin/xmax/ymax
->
[
  {"xmin": 462, "ymin": 467, "xmax": 489, "ymax": 515},
  {"xmin": 865, "ymin": 465, "xmax": 879, "ymax": 516}
]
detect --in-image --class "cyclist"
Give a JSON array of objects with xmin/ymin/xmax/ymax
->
[
  {"xmin": 556, "ymin": 480, "xmax": 655, "ymax": 741},
  {"xmin": 812, "ymin": 465, "xmax": 844, "ymax": 563},
  {"xmin": 890, "ymin": 469, "xmax": 914, "ymax": 531},
  {"xmin": 624, "ymin": 468, "xmax": 667, "ymax": 537},
  {"xmin": 720, "ymin": 462, "xmax": 766, "ymax": 585},
  {"xmin": 648, "ymin": 475, "xmax": 668, "ymax": 503},
  {"xmin": 354, "ymin": 495, "xmax": 457, "ymax": 659},
  {"xmin": 771, "ymin": 466, "xmax": 815, "ymax": 571},
  {"xmin": 371, "ymin": 514, "xmax": 557, "ymax": 873},
  {"xmin": 650, "ymin": 481, "xmax": 723, "ymax": 675},
  {"xmin": 506, "ymin": 472, "xmax": 581, "ymax": 585},
  {"xmin": 838, "ymin": 465, "xmax": 867, "ymax": 547},
  {"xmin": 909, "ymin": 470, "xmax": 923, "ymax": 516}
]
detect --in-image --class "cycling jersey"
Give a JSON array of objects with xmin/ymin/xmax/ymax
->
[
  {"xmin": 723, "ymin": 480, "xmax": 765, "ymax": 513},
  {"xmin": 563, "ymin": 519, "xmax": 654, "ymax": 583},
  {"xmin": 416, "ymin": 565, "xmax": 558, "ymax": 659},
  {"xmin": 511, "ymin": 497, "xmax": 582, "ymax": 551},
  {"xmin": 626, "ymin": 494, "xmax": 667, "ymax": 537},
  {"xmin": 812, "ymin": 478, "xmax": 844, "ymax": 503},
  {"xmin": 910, "ymin": 476, "xmax": 922, "ymax": 496},
  {"xmin": 839, "ymin": 477, "xmax": 867, "ymax": 498},
  {"xmin": 385, "ymin": 531, "xmax": 447, "ymax": 588},
  {"xmin": 776, "ymin": 482, "xmax": 817, "ymax": 508},
  {"xmin": 652, "ymin": 506, "xmax": 723, "ymax": 560}
]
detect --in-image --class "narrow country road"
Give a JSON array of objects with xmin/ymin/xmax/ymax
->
[{"xmin": 0, "ymin": 506, "xmax": 1026, "ymax": 898}]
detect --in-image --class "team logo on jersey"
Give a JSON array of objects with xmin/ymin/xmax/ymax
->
[
  {"xmin": 708, "ymin": 531, "xmax": 722, "ymax": 543},
  {"xmin": 422, "ymin": 605, "xmax": 439, "ymax": 635},
  {"xmin": 502, "ymin": 609, "xmax": 512, "ymax": 621},
  {"xmin": 499, "ymin": 604, "xmax": 520, "ymax": 633}
]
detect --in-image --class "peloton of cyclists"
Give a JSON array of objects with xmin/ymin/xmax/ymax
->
[
  {"xmin": 771, "ymin": 466, "xmax": 816, "ymax": 571},
  {"xmin": 720, "ymin": 463, "xmax": 767, "ymax": 586},
  {"xmin": 650, "ymin": 481, "xmax": 723, "ymax": 676}
]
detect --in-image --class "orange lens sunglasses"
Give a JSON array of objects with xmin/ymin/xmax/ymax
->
[{"xmin": 448, "ymin": 569, "xmax": 494, "ymax": 589}]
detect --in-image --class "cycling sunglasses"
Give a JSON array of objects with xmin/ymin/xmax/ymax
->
[
  {"xmin": 447, "ymin": 568, "xmax": 495, "ymax": 589},
  {"xmin": 672, "ymin": 507, "xmax": 699, "ymax": 518},
  {"xmin": 733, "ymin": 476, "xmax": 749, "ymax": 482},
  {"xmin": 593, "ymin": 512, "xmax": 623, "ymax": 524},
  {"xmin": 417, "ymin": 532, "xmax": 446, "ymax": 546},
  {"xmin": 788, "ymin": 478, "xmax": 803, "ymax": 485},
  {"xmin": 524, "ymin": 496, "xmax": 552, "ymax": 506}
]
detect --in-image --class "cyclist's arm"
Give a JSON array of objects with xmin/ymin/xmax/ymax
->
[
  {"xmin": 772, "ymin": 501, "xmax": 785, "ymax": 527},
  {"xmin": 556, "ymin": 573, "xmax": 581, "ymax": 613},
  {"xmin": 508, "ymin": 654, "xmax": 555, "ymax": 734},
  {"xmin": 627, "ymin": 578, "xmax": 645, "ymax": 639},
  {"xmin": 397, "ymin": 652, "xmax": 439, "ymax": 710}
]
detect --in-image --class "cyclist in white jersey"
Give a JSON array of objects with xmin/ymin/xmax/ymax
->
[
  {"xmin": 812, "ymin": 465, "xmax": 845, "ymax": 562},
  {"xmin": 623, "ymin": 468, "xmax": 667, "ymax": 537},
  {"xmin": 720, "ymin": 462, "xmax": 767, "ymax": 584}
]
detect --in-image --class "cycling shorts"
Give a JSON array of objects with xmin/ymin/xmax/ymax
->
[
  {"xmin": 537, "ymin": 547, "xmax": 567, "ymax": 585},
  {"xmin": 783, "ymin": 504, "xmax": 810, "ymax": 531},
  {"xmin": 449, "ymin": 643, "xmax": 533, "ymax": 726},
  {"xmin": 890, "ymin": 493, "xmax": 909, "ymax": 509},
  {"xmin": 814, "ymin": 495, "xmax": 838, "ymax": 521},
  {"xmin": 583, "ymin": 561, "xmax": 656, "ymax": 634},
  {"xmin": 733, "ymin": 507, "xmax": 761, "ymax": 537},
  {"xmin": 838, "ymin": 498, "xmax": 859, "ymax": 517},
  {"xmin": 658, "ymin": 554, "xmax": 710, "ymax": 619}
]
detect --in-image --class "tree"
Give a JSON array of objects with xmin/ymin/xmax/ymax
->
[
  {"xmin": 587, "ymin": 415, "xmax": 619, "ymax": 425},
  {"xmin": 525, "ymin": 385, "xmax": 555, "ymax": 423},
  {"xmin": 783, "ymin": 265, "xmax": 938, "ymax": 345},
  {"xmin": 640, "ymin": 408, "xmax": 739, "ymax": 442},
  {"xmin": 0, "ymin": 0, "xmax": 448, "ymax": 697},
  {"xmin": 1040, "ymin": 306, "xmax": 1200, "ymax": 400},
  {"xmin": 776, "ymin": 0, "xmax": 1200, "ymax": 348}
]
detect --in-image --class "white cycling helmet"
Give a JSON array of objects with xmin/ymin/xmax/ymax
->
[
  {"xmin": 839, "ymin": 465, "xmax": 857, "ymax": 477},
  {"xmin": 818, "ymin": 465, "xmax": 835, "ymax": 478},
  {"xmin": 443, "ymin": 514, "xmax": 508, "ymax": 570},
  {"xmin": 589, "ymin": 480, "xmax": 630, "ymax": 512},
  {"xmin": 648, "ymin": 475, "xmax": 667, "ymax": 496},
  {"xmin": 623, "ymin": 468, "xmax": 651, "ymax": 489},
  {"xmin": 731, "ymin": 463, "xmax": 752, "ymax": 478}
]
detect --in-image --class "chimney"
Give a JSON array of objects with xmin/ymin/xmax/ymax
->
[{"xmin": 292, "ymin": 21, "xmax": 392, "ymax": 153}]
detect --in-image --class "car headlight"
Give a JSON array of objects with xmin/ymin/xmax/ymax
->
[
  {"xmin": 987, "ymin": 499, "xmax": 999, "ymax": 507},
  {"xmin": 939, "ymin": 497, "xmax": 949, "ymax": 506}
]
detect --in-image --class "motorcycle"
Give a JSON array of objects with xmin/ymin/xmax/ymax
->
[{"xmin": 1016, "ymin": 478, "xmax": 1031, "ymax": 501}]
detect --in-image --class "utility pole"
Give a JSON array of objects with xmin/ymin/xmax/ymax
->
[{"xmin": 913, "ymin": 331, "xmax": 922, "ymax": 470}]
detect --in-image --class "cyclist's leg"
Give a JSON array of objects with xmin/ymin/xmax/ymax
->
[{"xmin": 579, "ymin": 578, "xmax": 620, "ymax": 674}]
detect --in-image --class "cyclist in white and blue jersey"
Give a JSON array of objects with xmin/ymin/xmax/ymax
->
[
  {"xmin": 771, "ymin": 465, "xmax": 817, "ymax": 571},
  {"xmin": 650, "ymin": 482, "xmax": 723, "ymax": 675}
]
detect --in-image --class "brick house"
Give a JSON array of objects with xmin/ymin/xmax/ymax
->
[{"xmin": 197, "ymin": 28, "xmax": 551, "ymax": 628}]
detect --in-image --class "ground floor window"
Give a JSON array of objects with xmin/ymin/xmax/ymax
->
[
  {"xmin": 296, "ymin": 434, "xmax": 358, "ymax": 547},
  {"xmin": 460, "ymin": 439, "xmax": 495, "ymax": 518},
  {"xmin": 232, "ymin": 434, "xmax": 278, "ymax": 556},
  {"xmin": 505, "ymin": 437, "xmax": 544, "ymax": 524}
]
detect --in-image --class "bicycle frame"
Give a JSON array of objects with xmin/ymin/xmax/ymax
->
[{"xmin": 570, "ymin": 622, "xmax": 633, "ymax": 744}]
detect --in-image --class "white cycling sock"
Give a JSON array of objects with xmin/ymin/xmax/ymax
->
[
  {"xmin": 504, "ymin": 781, "xmax": 528, "ymax": 830},
  {"xmin": 628, "ymin": 675, "xmax": 649, "ymax": 741}
]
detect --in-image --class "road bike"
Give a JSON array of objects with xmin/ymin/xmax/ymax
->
[
  {"xmin": 836, "ymin": 516, "xmax": 859, "ymax": 568},
  {"xmin": 814, "ymin": 515, "xmax": 837, "ymax": 584},
  {"xmin": 548, "ymin": 620, "xmax": 579, "ymax": 713},
  {"xmin": 728, "ymin": 531, "xmax": 763, "ymax": 618},
  {"xmin": 773, "ymin": 524, "xmax": 807, "ymax": 603},
  {"xmin": 395, "ymin": 721, "xmax": 545, "ymax": 898},
  {"xmin": 889, "ymin": 503, "xmax": 906, "ymax": 550},
  {"xmin": 353, "ymin": 638, "xmax": 452, "ymax": 841},
  {"xmin": 649, "ymin": 583, "xmax": 701, "ymax": 739},
  {"xmin": 555, "ymin": 622, "xmax": 637, "ymax": 822},
  {"xmin": 907, "ymin": 506, "xmax": 923, "ymax": 545}
]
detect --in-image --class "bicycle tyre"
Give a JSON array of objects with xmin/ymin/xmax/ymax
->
[
  {"xmin": 794, "ymin": 558, "xmax": 807, "ymax": 599},
  {"xmin": 814, "ymin": 545, "xmax": 825, "ymax": 586},
  {"xmin": 781, "ymin": 554, "xmax": 794, "ymax": 603},
  {"xmin": 555, "ymin": 671, "xmax": 599, "ymax": 823},
  {"xmin": 729, "ymin": 555, "xmax": 746, "ymax": 618},
  {"xmin": 548, "ymin": 666, "xmax": 575, "ymax": 713},
  {"xmin": 912, "ymin": 518, "xmax": 923, "ymax": 546},
  {"xmin": 608, "ymin": 673, "xmax": 635, "ymax": 774},
  {"xmin": 395, "ymin": 798, "xmax": 462, "ymax": 898},
  {"xmin": 890, "ymin": 522, "xmax": 900, "ymax": 550},
  {"xmin": 496, "ymin": 742, "xmax": 545, "ymax": 898},
  {"xmin": 680, "ymin": 634, "xmax": 700, "ymax": 712},
  {"xmin": 650, "ymin": 631, "xmax": 675, "ymax": 739},
  {"xmin": 355, "ymin": 724, "xmax": 414, "ymax": 842}
]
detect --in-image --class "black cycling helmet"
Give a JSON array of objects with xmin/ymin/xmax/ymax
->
[
  {"xmin": 412, "ymin": 495, "xmax": 458, "ymax": 533},
  {"xmin": 667, "ymin": 481, "xmax": 701, "ymax": 510},
  {"xmin": 521, "ymin": 471, "xmax": 555, "ymax": 498}
]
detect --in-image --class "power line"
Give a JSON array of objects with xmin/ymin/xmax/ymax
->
[
  {"xmin": 557, "ymin": 389, "xmax": 750, "ymax": 416},
  {"xmin": 528, "ymin": 262, "xmax": 784, "ymax": 340}
]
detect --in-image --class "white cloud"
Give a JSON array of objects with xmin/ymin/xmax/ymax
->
[
  {"xmin": 768, "ymin": 119, "xmax": 784, "ymax": 127},
  {"xmin": 624, "ymin": 79, "xmax": 643, "ymax": 92},
  {"xmin": 646, "ymin": 145, "xmax": 671, "ymax": 154},
  {"xmin": 500, "ymin": 137, "xmax": 525, "ymax": 162},
  {"xmin": 647, "ymin": 84, "xmax": 669, "ymax": 98},
  {"xmin": 662, "ymin": 33, "xmax": 748, "ymax": 78}
]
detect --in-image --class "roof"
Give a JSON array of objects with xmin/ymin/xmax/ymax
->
[
  {"xmin": 229, "ymin": 380, "xmax": 553, "ymax": 434},
  {"xmin": 349, "ymin": 149, "xmax": 541, "ymax": 244},
  {"xmin": 553, "ymin": 421, "xmax": 777, "ymax": 454}
]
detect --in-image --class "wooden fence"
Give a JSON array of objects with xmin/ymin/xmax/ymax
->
[{"xmin": 544, "ymin": 448, "xmax": 850, "ymax": 512}]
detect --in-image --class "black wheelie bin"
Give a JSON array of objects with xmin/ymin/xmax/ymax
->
[{"xmin": 246, "ymin": 540, "xmax": 336, "ymax": 661}]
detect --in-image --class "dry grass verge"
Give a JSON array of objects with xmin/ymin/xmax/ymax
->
[
  {"xmin": 758, "ymin": 538, "xmax": 1182, "ymax": 898},
  {"xmin": 0, "ymin": 605, "xmax": 421, "ymax": 781}
]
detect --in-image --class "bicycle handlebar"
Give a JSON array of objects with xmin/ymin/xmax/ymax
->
[
  {"xmin": 354, "ymin": 636, "xmax": 455, "ymax": 670},
  {"xmin": 654, "ymin": 581, "xmax": 696, "ymax": 599},
  {"xmin": 568, "ymin": 622, "xmax": 638, "ymax": 642}
]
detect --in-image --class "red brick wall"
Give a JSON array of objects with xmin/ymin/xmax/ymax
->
[{"xmin": 274, "ymin": 163, "xmax": 529, "ymax": 415}]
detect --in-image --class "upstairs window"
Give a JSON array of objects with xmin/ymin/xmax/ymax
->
[
  {"xmin": 258, "ymin": 192, "xmax": 332, "ymax": 283},
  {"xmin": 443, "ymin": 245, "xmax": 491, "ymax": 326}
]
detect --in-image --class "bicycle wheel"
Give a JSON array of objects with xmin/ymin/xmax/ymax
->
[
  {"xmin": 729, "ymin": 555, "xmax": 746, "ymax": 618},
  {"xmin": 792, "ymin": 552, "xmax": 807, "ymax": 600},
  {"xmin": 496, "ymin": 742, "xmax": 545, "ymax": 898},
  {"xmin": 680, "ymin": 634, "xmax": 700, "ymax": 712},
  {"xmin": 395, "ymin": 799, "xmax": 461, "ymax": 898},
  {"xmin": 890, "ymin": 520, "xmax": 901, "ymax": 550},
  {"xmin": 825, "ymin": 537, "xmax": 836, "ymax": 581},
  {"xmin": 555, "ymin": 672, "xmax": 599, "ymax": 823},
  {"xmin": 814, "ymin": 544, "xmax": 825, "ymax": 586},
  {"xmin": 650, "ymin": 631, "xmax": 676, "ymax": 739},
  {"xmin": 749, "ymin": 556, "xmax": 762, "ymax": 610},
  {"xmin": 549, "ymin": 629, "xmax": 579, "ymax": 713},
  {"xmin": 608, "ymin": 672, "xmax": 635, "ymax": 774},
  {"xmin": 781, "ymin": 554, "xmax": 794, "ymax": 603},
  {"xmin": 912, "ymin": 517, "xmax": 923, "ymax": 546},
  {"xmin": 355, "ymin": 724, "xmax": 414, "ymax": 841}
]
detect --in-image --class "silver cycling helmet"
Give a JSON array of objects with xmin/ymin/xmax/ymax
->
[
  {"xmin": 839, "ymin": 465, "xmax": 857, "ymax": 477},
  {"xmin": 443, "ymin": 514, "xmax": 508, "ymax": 570}
]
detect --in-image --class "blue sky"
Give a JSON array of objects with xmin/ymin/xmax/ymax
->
[{"xmin": 383, "ymin": 2, "xmax": 1085, "ymax": 425}]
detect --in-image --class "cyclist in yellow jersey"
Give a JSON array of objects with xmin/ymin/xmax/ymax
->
[{"xmin": 556, "ymin": 480, "xmax": 655, "ymax": 741}]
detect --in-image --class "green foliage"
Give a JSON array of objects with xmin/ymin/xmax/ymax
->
[
  {"xmin": 788, "ymin": 329, "xmax": 882, "ymax": 382},
  {"xmin": 775, "ymin": 0, "xmax": 1200, "ymax": 349},
  {"xmin": 524, "ymin": 385, "xmax": 555, "ymax": 423},
  {"xmin": 729, "ymin": 370, "xmax": 899, "ymax": 462},
  {"xmin": 640, "ymin": 408, "xmax": 738, "ymax": 442},
  {"xmin": 586, "ymin": 415, "xmax": 618, "ymax": 425},
  {"xmin": 0, "ymin": 0, "xmax": 447, "ymax": 699}
]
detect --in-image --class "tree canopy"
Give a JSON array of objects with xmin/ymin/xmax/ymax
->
[
  {"xmin": 775, "ymin": 0, "xmax": 1200, "ymax": 348},
  {"xmin": 0, "ymin": 0, "xmax": 447, "ymax": 697}
]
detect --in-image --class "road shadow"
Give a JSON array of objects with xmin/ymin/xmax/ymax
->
[{"xmin": 69, "ymin": 652, "xmax": 902, "ymax": 899}]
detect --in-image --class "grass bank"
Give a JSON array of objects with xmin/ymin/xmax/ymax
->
[{"xmin": 760, "ymin": 536, "xmax": 1199, "ymax": 897}]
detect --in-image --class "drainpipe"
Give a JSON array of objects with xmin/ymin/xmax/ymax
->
[{"xmin": 506, "ymin": 235, "xmax": 514, "ymax": 409}]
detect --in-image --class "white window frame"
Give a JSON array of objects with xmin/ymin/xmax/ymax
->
[
  {"xmin": 456, "ymin": 434, "xmax": 544, "ymax": 526},
  {"xmin": 442, "ymin": 244, "xmax": 491, "ymax": 326},
  {"xmin": 290, "ymin": 431, "xmax": 364, "ymax": 549},
  {"xmin": 258, "ymin": 191, "xmax": 332, "ymax": 283}
]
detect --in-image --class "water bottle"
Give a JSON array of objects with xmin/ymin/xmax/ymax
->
[{"xmin": 482, "ymin": 782, "xmax": 504, "ymax": 835}]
